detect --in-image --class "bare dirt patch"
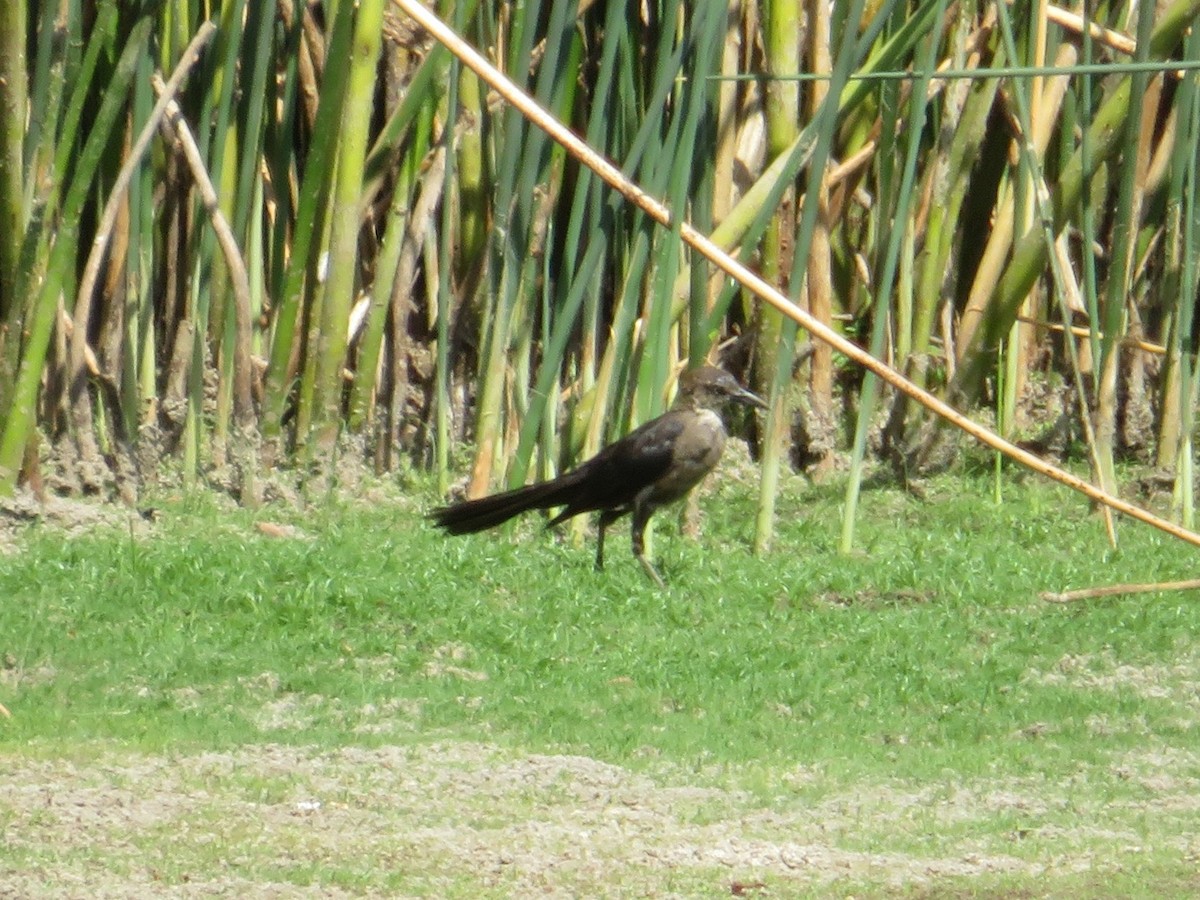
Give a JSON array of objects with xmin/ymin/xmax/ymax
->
[
  {"xmin": 0, "ymin": 492, "xmax": 145, "ymax": 555},
  {"xmin": 0, "ymin": 739, "xmax": 1082, "ymax": 898}
]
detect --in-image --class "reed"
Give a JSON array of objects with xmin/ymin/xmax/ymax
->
[{"xmin": 0, "ymin": 0, "xmax": 1198, "ymax": 555}]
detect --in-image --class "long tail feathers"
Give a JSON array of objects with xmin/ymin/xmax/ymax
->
[{"xmin": 429, "ymin": 472, "xmax": 583, "ymax": 534}]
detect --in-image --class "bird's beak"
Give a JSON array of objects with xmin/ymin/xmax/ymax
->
[{"xmin": 733, "ymin": 385, "xmax": 768, "ymax": 411}]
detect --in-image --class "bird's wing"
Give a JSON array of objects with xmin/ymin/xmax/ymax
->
[{"xmin": 546, "ymin": 411, "xmax": 686, "ymax": 524}]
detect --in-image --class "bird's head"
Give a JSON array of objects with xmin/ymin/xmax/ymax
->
[{"xmin": 675, "ymin": 366, "xmax": 767, "ymax": 413}]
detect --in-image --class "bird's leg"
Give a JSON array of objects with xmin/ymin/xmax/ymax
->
[
  {"xmin": 595, "ymin": 517, "xmax": 607, "ymax": 571},
  {"xmin": 630, "ymin": 503, "xmax": 666, "ymax": 589},
  {"xmin": 595, "ymin": 510, "xmax": 619, "ymax": 570}
]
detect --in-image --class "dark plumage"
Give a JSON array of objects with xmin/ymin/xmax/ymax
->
[{"xmin": 430, "ymin": 366, "xmax": 765, "ymax": 586}]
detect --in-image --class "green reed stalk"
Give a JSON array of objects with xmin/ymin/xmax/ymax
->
[
  {"xmin": 309, "ymin": 0, "xmax": 385, "ymax": 463},
  {"xmin": 465, "ymin": 0, "xmax": 544, "ymax": 496},
  {"xmin": 842, "ymin": 0, "xmax": 949, "ymax": 554},
  {"xmin": 262, "ymin": 0, "xmax": 355, "ymax": 451},
  {"xmin": 753, "ymin": 0, "xmax": 803, "ymax": 555},
  {"xmin": 0, "ymin": 0, "xmax": 25, "ymax": 324}
]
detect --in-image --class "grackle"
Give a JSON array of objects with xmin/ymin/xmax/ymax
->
[{"xmin": 430, "ymin": 365, "xmax": 766, "ymax": 586}]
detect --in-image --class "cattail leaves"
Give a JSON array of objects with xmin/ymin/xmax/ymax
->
[{"xmin": 1, "ymin": 0, "xmax": 1200, "ymax": 559}]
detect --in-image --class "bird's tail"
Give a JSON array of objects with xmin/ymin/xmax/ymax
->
[{"xmin": 429, "ymin": 472, "xmax": 583, "ymax": 535}]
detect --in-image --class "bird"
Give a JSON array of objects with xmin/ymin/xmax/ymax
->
[{"xmin": 429, "ymin": 365, "xmax": 766, "ymax": 587}]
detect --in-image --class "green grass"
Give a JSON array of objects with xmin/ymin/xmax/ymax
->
[
  {"xmin": 3, "ymin": 467, "xmax": 1200, "ymax": 896},
  {"xmin": 3, "ymin": 470, "xmax": 1194, "ymax": 771}
]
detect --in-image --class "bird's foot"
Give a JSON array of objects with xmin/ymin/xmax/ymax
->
[{"xmin": 637, "ymin": 554, "xmax": 667, "ymax": 589}]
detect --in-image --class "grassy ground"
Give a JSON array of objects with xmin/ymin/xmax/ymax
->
[{"xmin": 3, "ymin": 458, "xmax": 1200, "ymax": 897}]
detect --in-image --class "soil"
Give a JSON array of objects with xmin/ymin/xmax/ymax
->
[
  {"xmin": 0, "ymin": 493, "xmax": 147, "ymax": 556},
  {"xmin": 0, "ymin": 739, "xmax": 1064, "ymax": 898},
  {"xmin": 8, "ymin": 646, "xmax": 1195, "ymax": 899}
]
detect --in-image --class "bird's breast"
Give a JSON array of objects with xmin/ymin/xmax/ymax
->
[{"xmin": 647, "ymin": 409, "xmax": 727, "ymax": 503}]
